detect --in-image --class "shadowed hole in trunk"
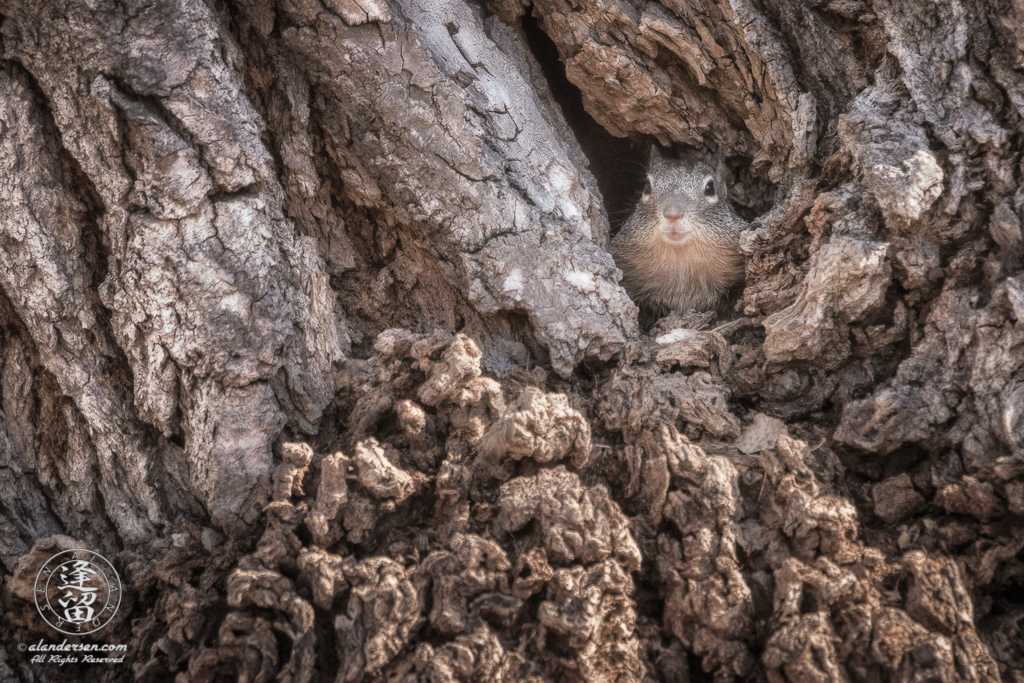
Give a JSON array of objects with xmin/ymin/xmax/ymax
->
[{"xmin": 520, "ymin": 7, "xmax": 648, "ymax": 237}]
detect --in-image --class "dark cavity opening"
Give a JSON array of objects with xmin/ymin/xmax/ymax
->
[{"xmin": 520, "ymin": 9, "xmax": 647, "ymax": 235}]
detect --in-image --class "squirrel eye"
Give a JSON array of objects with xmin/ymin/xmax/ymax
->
[
  {"xmin": 643, "ymin": 179, "xmax": 653, "ymax": 196},
  {"xmin": 703, "ymin": 180, "xmax": 716, "ymax": 197}
]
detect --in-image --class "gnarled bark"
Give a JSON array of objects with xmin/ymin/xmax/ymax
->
[{"xmin": 1, "ymin": 0, "xmax": 1023, "ymax": 681}]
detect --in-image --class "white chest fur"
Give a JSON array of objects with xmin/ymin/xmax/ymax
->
[{"xmin": 618, "ymin": 226, "xmax": 743, "ymax": 313}]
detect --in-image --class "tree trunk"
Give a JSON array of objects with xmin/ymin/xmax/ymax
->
[{"xmin": 0, "ymin": 0, "xmax": 1022, "ymax": 680}]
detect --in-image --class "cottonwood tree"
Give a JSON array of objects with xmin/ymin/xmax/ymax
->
[{"xmin": 1, "ymin": 0, "xmax": 1022, "ymax": 680}]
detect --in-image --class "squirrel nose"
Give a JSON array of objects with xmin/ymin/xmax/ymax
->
[{"xmin": 663, "ymin": 201, "xmax": 686, "ymax": 221}]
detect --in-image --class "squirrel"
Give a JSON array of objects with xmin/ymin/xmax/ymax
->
[{"xmin": 611, "ymin": 148, "xmax": 747, "ymax": 320}]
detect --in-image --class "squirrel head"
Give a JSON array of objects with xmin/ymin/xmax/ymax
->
[{"xmin": 639, "ymin": 147, "xmax": 743, "ymax": 246}]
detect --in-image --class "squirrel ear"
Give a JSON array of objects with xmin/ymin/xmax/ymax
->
[
  {"xmin": 709, "ymin": 149, "xmax": 724, "ymax": 177},
  {"xmin": 649, "ymin": 145, "xmax": 666, "ymax": 168}
]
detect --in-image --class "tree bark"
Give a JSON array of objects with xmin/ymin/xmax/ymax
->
[{"xmin": 0, "ymin": 0, "xmax": 1022, "ymax": 681}]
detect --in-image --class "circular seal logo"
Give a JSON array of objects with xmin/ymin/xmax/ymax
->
[{"xmin": 34, "ymin": 549, "xmax": 121, "ymax": 635}]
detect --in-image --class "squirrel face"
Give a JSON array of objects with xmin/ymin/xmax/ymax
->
[
  {"xmin": 640, "ymin": 152, "xmax": 733, "ymax": 246},
  {"xmin": 610, "ymin": 148, "xmax": 748, "ymax": 317}
]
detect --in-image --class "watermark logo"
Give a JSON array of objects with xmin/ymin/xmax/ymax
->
[{"xmin": 33, "ymin": 549, "xmax": 121, "ymax": 635}]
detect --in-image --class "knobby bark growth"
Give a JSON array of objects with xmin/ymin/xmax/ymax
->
[{"xmin": 0, "ymin": 0, "xmax": 1022, "ymax": 681}]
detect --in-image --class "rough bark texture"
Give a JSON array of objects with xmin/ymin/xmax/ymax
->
[{"xmin": 1, "ymin": 0, "xmax": 1023, "ymax": 681}]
